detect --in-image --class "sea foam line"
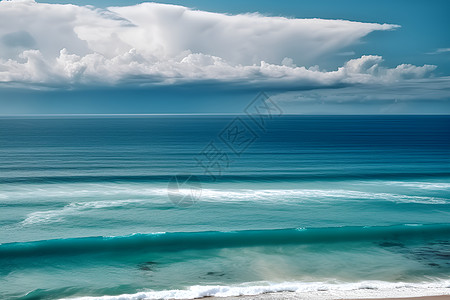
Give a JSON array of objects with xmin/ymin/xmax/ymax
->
[
  {"xmin": 17, "ymin": 188, "xmax": 449, "ymax": 225},
  {"xmin": 20, "ymin": 199, "xmax": 146, "ymax": 226},
  {"xmin": 377, "ymin": 181, "xmax": 450, "ymax": 190},
  {"xmin": 1, "ymin": 182, "xmax": 448, "ymax": 204},
  {"xmin": 193, "ymin": 189, "xmax": 449, "ymax": 204},
  {"xmin": 60, "ymin": 279, "xmax": 450, "ymax": 300},
  {"xmin": 2, "ymin": 182, "xmax": 448, "ymax": 205}
]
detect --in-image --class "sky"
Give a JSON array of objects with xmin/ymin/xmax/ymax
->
[{"xmin": 0, "ymin": 0, "xmax": 449, "ymax": 114}]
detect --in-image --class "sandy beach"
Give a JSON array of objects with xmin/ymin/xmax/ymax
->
[{"xmin": 204, "ymin": 293, "xmax": 450, "ymax": 300}]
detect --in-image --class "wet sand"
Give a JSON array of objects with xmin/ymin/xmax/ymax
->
[{"xmin": 203, "ymin": 293, "xmax": 450, "ymax": 300}]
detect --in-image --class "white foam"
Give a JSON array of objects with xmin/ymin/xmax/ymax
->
[
  {"xmin": 193, "ymin": 188, "xmax": 449, "ymax": 204},
  {"xmin": 2, "ymin": 182, "xmax": 448, "ymax": 205},
  {"xmin": 60, "ymin": 279, "xmax": 450, "ymax": 300},
  {"xmin": 21, "ymin": 199, "xmax": 145, "ymax": 226},
  {"xmin": 1, "ymin": 183, "xmax": 169, "ymax": 200},
  {"xmin": 367, "ymin": 181, "xmax": 450, "ymax": 190}
]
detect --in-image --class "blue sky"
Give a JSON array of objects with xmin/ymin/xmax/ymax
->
[{"xmin": 0, "ymin": 0, "xmax": 449, "ymax": 114}]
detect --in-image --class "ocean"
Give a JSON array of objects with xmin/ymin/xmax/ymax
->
[{"xmin": 0, "ymin": 115, "xmax": 449, "ymax": 299}]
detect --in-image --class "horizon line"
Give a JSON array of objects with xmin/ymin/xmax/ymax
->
[{"xmin": 0, "ymin": 113, "xmax": 450, "ymax": 117}]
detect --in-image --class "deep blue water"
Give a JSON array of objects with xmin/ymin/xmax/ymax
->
[{"xmin": 0, "ymin": 115, "xmax": 449, "ymax": 299}]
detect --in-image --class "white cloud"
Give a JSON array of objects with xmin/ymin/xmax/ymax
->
[
  {"xmin": 107, "ymin": 3, "xmax": 398, "ymax": 66},
  {"xmin": 0, "ymin": 0, "xmax": 437, "ymax": 89},
  {"xmin": 427, "ymin": 48, "xmax": 450, "ymax": 55}
]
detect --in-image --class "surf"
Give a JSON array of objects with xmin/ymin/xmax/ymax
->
[{"xmin": 1, "ymin": 224, "xmax": 450, "ymax": 259}]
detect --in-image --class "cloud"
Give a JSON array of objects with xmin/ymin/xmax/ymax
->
[
  {"xmin": 107, "ymin": 3, "xmax": 398, "ymax": 66},
  {"xmin": 0, "ymin": 0, "xmax": 437, "ymax": 90},
  {"xmin": 1, "ymin": 30, "xmax": 35, "ymax": 48},
  {"xmin": 273, "ymin": 77, "xmax": 450, "ymax": 103},
  {"xmin": 269, "ymin": 76, "xmax": 450, "ymax": 114},
  {"xmin": 427, "ymin": 48, "xmax": 450, "ymax": 55}
]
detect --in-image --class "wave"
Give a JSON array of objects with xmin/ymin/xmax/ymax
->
[
  {"xmin": 1, "ymin": 224, "xmax": 449, "ymax": 259},
  {"xmin": 20, "ymin": 199, "xmax": 147, "ymax": 226},
  {"xmin": 379, "ymin": 181, "xmax": 450, "ymax": 190},
  {"xmin": 195, "ymin": 189, "xmax": 449, "ymax": 204},
  {"xmin": 1, "ymin": 171, "xmax": 450, "ymax": 184},
  {"xmin": 0, "ymin": 184, "xmax": 169, "ymax": 200},
  {"xmin": 61, "ymin": 280, "xmax": 450, "ymax": 300},
  {"xmin": 4, "ymin": 183, "xmax": 446, "ymax": 226},
  {"xmin": 11, "ymin": 186, "xmax": 447, "ymax": 227},
  {"xmin": 4, "ymin": 185, "xmax": 448, "ymax": 205}
]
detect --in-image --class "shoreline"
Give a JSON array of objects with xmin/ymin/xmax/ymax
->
[{"xmin": 203, "ymin": 293, "xmax": 450, "ymax": 300}]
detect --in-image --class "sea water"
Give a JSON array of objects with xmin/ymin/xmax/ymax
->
[{"xmin": 0, "ymin": 115, "xmax": 449, "ymax": 299}]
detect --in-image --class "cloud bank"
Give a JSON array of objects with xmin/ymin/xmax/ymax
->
[
  {"xmin": 273, "ymin": 77, "xmax": 450, "ymax": 103},
  {"xmin": 0, "ymin": 0, "xmax": 437, "ymax": 89}
]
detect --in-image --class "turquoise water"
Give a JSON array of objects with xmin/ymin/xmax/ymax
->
[{"xmin": 0, "ymin": 116, "xmax": 449, "ymax": 299}]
